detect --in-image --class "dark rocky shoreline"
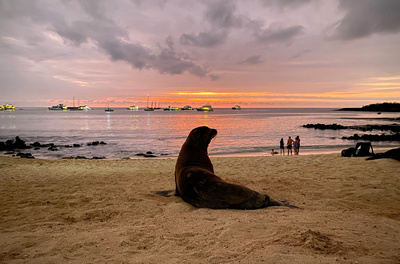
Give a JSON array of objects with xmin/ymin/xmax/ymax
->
[
  {"xmin": 302, "ymin": 123, "xmax": 400, "ymax": 142},
  {"xmin": 0, "ymin": 136, "xmax": 167, "ymax": 159},
  {"xmin": 337, "ymin": 102, "xmax": 400, "ymax": 112},
  {"xmin": 302, "ymin": 123, "xmax": 400, "ymax": 133}
]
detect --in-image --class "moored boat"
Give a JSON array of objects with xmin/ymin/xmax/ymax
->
[
  {"xmin": 232, "ymin": 105, "xmax": 241, "ymax": 110},
  {"xmin": 144, "ymin": 95, "xmax": 155, "ymax": 111},
  {"xmin": 197, "ymin": 104, "xmax": 213, "ymax": 112},
  {"xmin": 105, "ymin": 99, "xmax": 114, "ymax": 112},
  {"xmin": 78, "ymin": 105, "xmax": 91, "ymax": 110},
  {"xmin": 181, "ymin": 105, "xmax": 193, "ymax": 110},
  {"xmin": 1, "ymin": 104, "xmax": 16, "ymax": 111},
  {"xmin": 164, "ymin": 106, "xmax": 179, "ymax": 111},
  {"xmin": 48, "ymin": 104, "xmax": 67, "ymax": 111},
  {"xmin": 128, "ymin": 105, "xmax": 139, "ymax": 111}
]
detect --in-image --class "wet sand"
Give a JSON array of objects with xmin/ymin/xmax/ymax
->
[{"xmin": 1, "ymin": 154, "xmax": 399, "ymax": 263}]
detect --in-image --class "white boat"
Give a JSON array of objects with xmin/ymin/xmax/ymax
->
[
  {"xmin": 128, "ymin": 105, "xmax": 139, "ymax": 111},
  {"xmin": 79, "ymin": 105, "xmax": 91, "ymax": 110},
  {"xmin": 164, "ymin": 106, "xmax": 179, "ymax": 111},
  {"xmin": 197, "ymin": 104, "xmax": 213, "ymax": 112}
]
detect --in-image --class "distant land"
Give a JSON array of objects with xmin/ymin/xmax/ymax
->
[{"xmin": 337, "ymin": 102, "xmax": 400, "ymax": 112}]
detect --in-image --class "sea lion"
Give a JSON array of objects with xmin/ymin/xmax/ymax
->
[{"xmin": 174, "ymin": 126, "xmax": 282, "ymax": 209}]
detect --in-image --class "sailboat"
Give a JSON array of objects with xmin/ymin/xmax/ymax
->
[
  {"xmin": 105, "ymin": 99, "xmax": 114, "ymax": 112},
  {"xmin": 68, "ymin": 95, "xmax": 80, "ymax": 110},
  {"xmin": 144, "ymin": 95, "xmax": 154, "ymax": 111}
]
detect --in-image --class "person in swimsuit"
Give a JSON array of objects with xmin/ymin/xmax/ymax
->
[
  {"xmin": 294, "ymin": 137, "xmax": 299, "ymax": 155},
  {"xmin": 295, "ymin": 136, "xmax": 301, "ymax": 155},
  {"xmin": 287, "ymin": 136, "xmax": 293, "ymax": 155},
  {"xmin": 279, "ymin": 138, "xmax": 285, "ymax": 155}
]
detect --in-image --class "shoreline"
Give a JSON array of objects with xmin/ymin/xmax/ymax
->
[
  {"xmin": 1, "ymin": 154, "xmax": 399, "ymax": 263},
  {"xmin": 0, "ymin": 145, "xmax": 395, "ymax": 160}
]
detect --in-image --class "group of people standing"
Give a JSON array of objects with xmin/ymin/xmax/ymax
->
[{"xmin": 279, "ymin": 136, "xmax": 300, "ymax": 155}]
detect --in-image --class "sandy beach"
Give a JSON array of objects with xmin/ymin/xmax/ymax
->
[{"xmin": 1, "ymin": 154, "xmax": 399, "ymax": 263}]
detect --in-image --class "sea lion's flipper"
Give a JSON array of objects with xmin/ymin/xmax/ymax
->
[
  {"xmin": 154, "ymin": 190, "xmax": 176, "ymax": 197},
  {"xmin": 279, "ymin": 200, "xmax": 301, "ymax": 209}
]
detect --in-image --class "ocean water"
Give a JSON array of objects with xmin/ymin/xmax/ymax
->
[{"xmin": 0, "ymin": 107, "xmax": 398, "ymax": 159}]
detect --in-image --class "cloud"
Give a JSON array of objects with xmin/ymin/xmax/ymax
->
[
  {"xmin": 203, "ymin": 0, "xmax": 243, "ymax": 29},
  {"xmin": 253, "ymin": 25, "xmax": 303, "ymax": 44},
  {"xmin": 333, "ymin": 0, "xmax": 400, "ymax": 40},
  {"xmin": 0, "ymin": 0, "xmax": 213, "ymax": 79},
  {"xmin": 180, "ymin": 30, "xmax": 229, "ymax": 47},
  {"xmin": 259, "ymin": 0, "xmax": 314, "ymax": 8},
  {"xmin": 179, "ymin": 1, "xmax": 242, "ymax": 48},
  {"xmin": 237, "ymin": 55, "xmax": 263, "ymax": 65}
]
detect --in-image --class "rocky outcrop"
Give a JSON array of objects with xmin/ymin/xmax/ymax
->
[
  {"xmin": 337, "ymin": 102, "xmax": 400, "ymax": 112},
  {"xmin": 0, "ymin": 136, "xmax": 30, "ymax": 151},
  {"xmin": 302, "ymin": 123, "xmax": 400, "ymax": 133}
]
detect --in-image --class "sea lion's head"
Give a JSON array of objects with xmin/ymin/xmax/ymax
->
[{"xmin": 188, "ymin": 126, "xmax": 217, "ymax": 149}]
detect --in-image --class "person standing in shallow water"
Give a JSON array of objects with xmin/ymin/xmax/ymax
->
[
  {"xmin": 280, "ymin": 138, "xmax": 285, "ymax": 155},
  {"xmin": 294, "ymin": 136, "xmax": 299, "ymax": 155},
  {"xmin": 287, "ymin": 136, "xmax": 293, "ymax": 155},
  {"xmin": 295, "ymin": 136, "xmax": 301, "ymax": 155}
]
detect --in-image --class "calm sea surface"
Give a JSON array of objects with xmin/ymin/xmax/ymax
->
[{"xmin": 0, "ymin": 108, "xmax": 399, "ymax": 159}]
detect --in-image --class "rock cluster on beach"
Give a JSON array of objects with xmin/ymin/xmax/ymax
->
[
  {"xmin": 0, "ymin": 136, "xmax": 167, "ymax": 159},
  {"xmin": 0, "ymin": 136, "xmax": 110, "ymax": 159}
]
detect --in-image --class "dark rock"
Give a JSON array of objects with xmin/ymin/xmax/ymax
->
[
  {"xmin": 73, "ymin": 144, "xmax": 81, "ymax": 147},
  {"xmin": 146, "ymin": 151, "xmax": 154, "ymax": 155},
  {"xmin": 144, "ymin": 154, "xmax": 157, "ymax": 158},
  {"xmin": 342, "ymin": 133, "xmax": 400, "ymax": 141},
  {"xmin": 16, "ymin": 152, "xmax": 35, "ymax": 159},
  {"xmin": 100, "ymin": 141, "xmax": 107, "ymax": 145},
  {"xmin": 87, "ymin": 141, "xmax": 100, "ymax": 146},
  {"xmin": 48, "ymin": 146, "xmax": 58, "ymax": 151},
  {"xmin": 302, "ymin": 123, "xmax": 346, "ymax": 130},
  {"xmin": 63, "ymin": 145, "xmax": 73, "ymax": 148},
  {"xmin": 32, "ymin": 141, "xmax": 41, "ymax": 147},
  {"xmin": 15, "ymin": 137, "xmax": 27, "ymax": 148},
  {"xmin": 34, "ymin": 147, "xmax": 40, "ymax": 150},
  {"xmin": 76, "ymin": 156, "xmax": 87, "ymax": 159},
  {"xmin": 92, "ymin": 156, "xmax": 105, "ymax": 159},
  {"xmin": 135, "ymin": 153, "xmax": 146, "ymax": 156}
]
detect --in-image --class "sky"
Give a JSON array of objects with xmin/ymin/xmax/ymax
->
[{"xmin": 0, "ymin": 0, "xmax": 399, "ymax": 108}]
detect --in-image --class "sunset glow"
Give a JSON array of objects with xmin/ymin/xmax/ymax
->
[{"xmin": 1, "ymin": 1, "xmax": 399, "ymax": 108}]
